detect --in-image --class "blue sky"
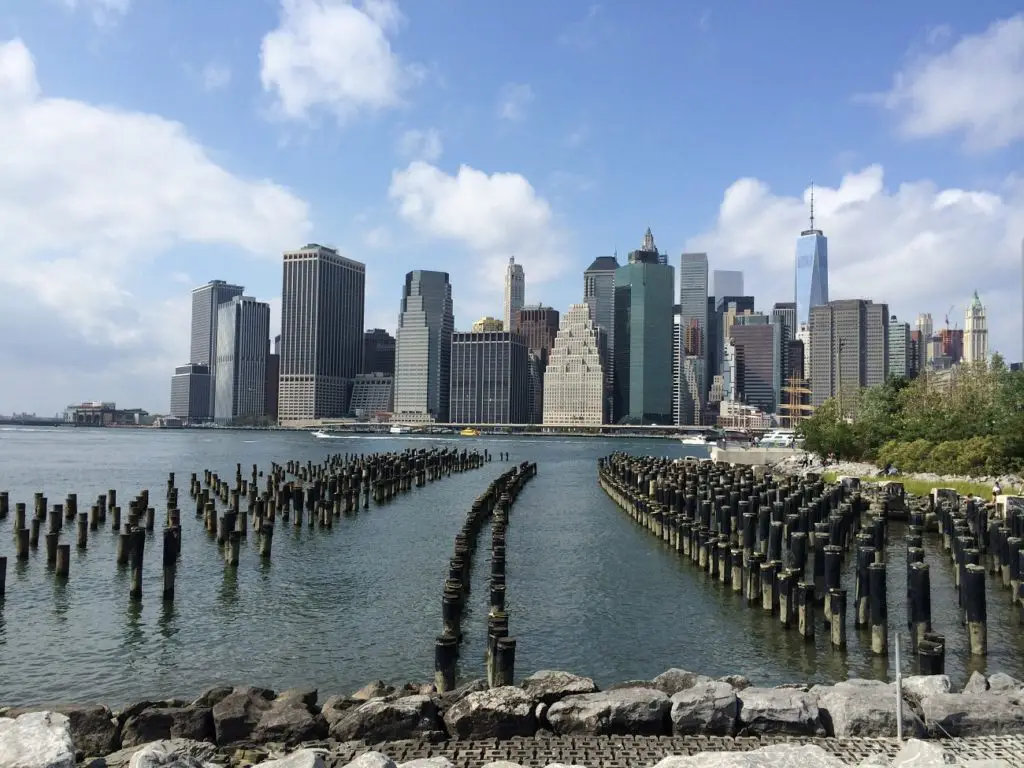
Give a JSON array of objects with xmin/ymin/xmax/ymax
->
[{"xmin": 1, "ymin": 0, "xmax": 1023, "ymax": 412}]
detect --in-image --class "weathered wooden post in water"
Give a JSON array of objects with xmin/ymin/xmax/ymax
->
[
  {"xmin": 434, "ymin": 633, "xmax": 457, "ymax": 692},
  {"xmin": 55, "ymin": 544, "xmax": 70, "ymax": 580},
  {"xmin": 965, "ymin": 563, "xmax": 987, "ymax": 656},
  {"xmin": 829, "ymin": 587, "xmax": 847, "ymax": 649},
  {"xmin": 868, "ymin": 561, "xmax": 887, "ymax": 655},
  {"xmin": 129, "ymin": 531, "xmax": 145, "ymax": 600},
  {"xmin": 76, "ymin": 513, "xmax": 88, "ymax": 550},
  {"xmin": 162, "ymin": 527, "xmax": 176, "ymax": 602},
  {"xmin": 0, "ymin": 555, "xmax": 6, "ymax": 596}
]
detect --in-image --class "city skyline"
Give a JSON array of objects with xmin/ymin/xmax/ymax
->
[{"xmin": 2, "ymin": 2, "xmax": 1023, "ymax": 413}]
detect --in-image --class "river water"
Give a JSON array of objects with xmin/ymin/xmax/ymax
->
[{"xmin": 0, "ymin": 427, "xmax": 1021, "ymax": 707}]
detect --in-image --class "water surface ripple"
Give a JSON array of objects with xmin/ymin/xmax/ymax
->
[{"xmin": 0, "ymin": 428, "xmax": 1020, "ymax": 706}]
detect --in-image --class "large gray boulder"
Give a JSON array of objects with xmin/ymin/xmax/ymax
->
[
  {"xmin": 519, "ymin": 671, "xmax": 597, "ymax": 705},
  {"xmin": 920, "ymin": 692, "xmax": 1024, "ymax": 736},
  {"xmin": 669, "ymin": 682, "xmax": 737, "ymax": 736},
  {"xmin": 653, "ymin": 668, "xmax": 714, "ymax": 696},
  {"xmin": 651, "ymin": 743, "xmax": 845, "ymax": 767},
  {"xmin": 962, "ymin": 670, "xmax": 989, "ymax": 694},
  {"xmin": 3, "ymin": 705, "xmax": 118, "ymax": 758},
  {"xmin": 988, "ymin": 672, "xmax": 1024, "ymax": 693},
  {"xmin": 320, "ymin": 696, "xmax": 359, "ymax": 728},
  {"xmin": 443, "ymin": 686, "xmax": 536, "ymax": 739},
  {"xmin": 886, "ymin": 739, "xmax": 947, "ymax": 767},
  {"xmin": 211, "ymin": 687, "xmax": 275, "ymax": 745},
  {"xmin": 0, "ymin": 712, "xmax": 75, "ymax": 768},
  {"xmin": 397, "ymin": 759, "xmax": 454, "ymax": 768},
  {"xmin": 121, "ymin": 706, "xmax": 214, "ymax": 748},
  {"xmin": 343, "ymin": 753, "xmax": 397, "ymax": 768},
  {"xmin": 736, "ymin": 687, "xmax": 825, "ymax": 736},
  {"xmin": 251, "ymin": 700, "xmax": 326, "ymax": 744},
  {"xmin": 814, "ymin": 680, "xmax": 924, "ymax": 738},
  {"xmin": 351, "ymin": 682, "xmax": 395, "ymax": 702},
  {"xmin": 546, "ymin": 687, "xmax": 670, "ymax": 736},
  {"xmin": 899, "ymin": 675, "xmax": 950, "ymax": 706},
  {"xmin": 126, "ymin": 739, "xmax": 217, "ymax": 768},
  {"xmin": 329, "ymin": 695, "xmax": 442, "ymax": 743}
]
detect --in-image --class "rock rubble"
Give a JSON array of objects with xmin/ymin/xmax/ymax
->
[{"xmin": 2, "ymin": 669, "xmax": 1023, "ymax": 766}]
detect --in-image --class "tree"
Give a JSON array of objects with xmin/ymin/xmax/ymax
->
[{"xmin": 799, "ymin": 398, "xmax": 860, "ymax": 460}]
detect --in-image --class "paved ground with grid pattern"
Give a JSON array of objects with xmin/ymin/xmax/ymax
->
[{"xmin": 314, "ymin": 734, "xmax": 1024, "ymax": 767}]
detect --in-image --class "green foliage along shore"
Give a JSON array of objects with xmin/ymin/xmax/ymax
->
[{"xmin": 798, "ymin": 355, "xmax": 1024, "ymax": 476}]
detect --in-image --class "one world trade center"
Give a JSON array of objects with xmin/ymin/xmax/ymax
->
[{"xmin": 795, "ymin": 184, "xmax": 829, "ymax": 331}]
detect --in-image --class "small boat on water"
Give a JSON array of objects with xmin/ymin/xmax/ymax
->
[
  {"xmin": 390, "ymin": 425, "xmax": 411, "ymax": 434},
  {"xmin": 311, "ymin": 430, "xmax": 331, "ymax": 439},
  {"xmin": 459, "ymin": 427, "xmax": 480, "ymax": 437},
  {"xmin": 679, "ymin": 435, "xmax": 711, "ymax": 446}
]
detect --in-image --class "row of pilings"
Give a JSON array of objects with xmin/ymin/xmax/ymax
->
[
  {"xmin": 598, "ymin": 454, "xmax": 951, "ymax": 674},
  {"xmin": 0, "ymin": 447, "xmax": 487, "ymax": 601},
  {"xmin": 434, "ymin": 461, "xmax": 538, "ymax": 693}
]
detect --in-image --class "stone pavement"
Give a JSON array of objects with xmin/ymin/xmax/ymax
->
[{"xmin": 317, "ymin": 734, "xmax": 1024, "ymax": 768}]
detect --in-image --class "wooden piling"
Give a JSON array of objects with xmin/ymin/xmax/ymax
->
[
  {"xmin": 76, "ymin": 512, "xmax": 88, "ymax": 550},
  {"xmin": 964, "ymin": 563, "xmax": 987, "ymax": 656},
  {"xmin": 0, "ymin": 555, "xmax": 6, "ymax": 596},
  {"xmin": 494, "ymin": 636, "xmax": 516, "ymax": 686},
  {"xmin": 829, "ymin": 587, "xmax": 847, "ymax": 649},
  {"xmin": 55, "ymin": 544, "xmax": 70, "ymax": 579},
  {"xmin": 797, "ymin": 581, "xmax": 815, "ymax": 641},
  {"xmin": 162, "ymin": 527, "xmax": 176, "ymax": 602},
  {"xmin": 908, "ymin": 561, "xmax": 932, "ymax": 647},
  {"xmin": 868, "ymin": 562, "xmax": 887, "ymax": 655},
  {"xmin": 434, "ymin": 633, "xmax": 458, "ymax": 692},
  {"xmin": 129, "ymin": 531, "xmax": 145, "ymax": 600},
  {"xmin": 15, "ymin": 527, "xmax": 29, "ymax": 560}
]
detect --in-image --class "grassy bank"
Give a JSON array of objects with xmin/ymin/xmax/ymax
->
[{"xmin": 821, "ymin": 471, "xmax": 991, "ymax": 499}]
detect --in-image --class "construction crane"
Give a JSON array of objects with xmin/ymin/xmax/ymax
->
[{"xmin": 945, "ymin": 305, "xmax": 954, "ymax": 329}]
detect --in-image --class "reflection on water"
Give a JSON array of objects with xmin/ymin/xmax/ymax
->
[{"xmin": 0, "ymin": 428, "xmax": 1022, "ymax": 707}]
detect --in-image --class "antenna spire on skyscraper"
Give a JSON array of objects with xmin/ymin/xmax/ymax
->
[{"xmin": 809, "ymin": 181, "xmax": 815, "ymax": 231}]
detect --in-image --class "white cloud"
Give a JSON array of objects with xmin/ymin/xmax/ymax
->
[
  {"xmin": 397, "ymin": 127, "xmax": 442, "ymax": 162},
  {"xmin": 0, "ymin": 38, "xmax": 312, "ymax": 412},
  {"xmin": 688, "ymin": 165, "xmax": 1024, "ymax": 359},
  {"xmin": 201, "ymin": 62, "xmax": 232, "ymax": 92},
  {"xmin": 260, "ymin": 0, "xmax": 421, "ymax": 123},
  {"xmin": 61, "ymin": 0, "xmax": 132, "ymax": 25},
  {"xmin": 877, "ymin": 14, "xmax": 1024, "ymax": 151},
  {"xmin": 388, "ymin": 161, "xmax": 570, "ymax": 305},
  {"xmin": 363, "ymin": 226, "xmax": 392, "ymax": 249},
  {"xmin": 497, "ymin": 83, "xmax": 534, "ymax": 122}
]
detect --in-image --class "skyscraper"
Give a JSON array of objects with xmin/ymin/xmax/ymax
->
[
  {"xmin": 916, "ymin": 312, "xmax": 934, "ymax": 371},
  {"xmin": 794, "ymin": 186, "xmax": 829, "ymax": 331},
  {"xmin": 888, "ymin": 315, "xmax": 912, "ymax": 378},
  {"xmin": 449, "ymin": 331, "xmax": 528, "ymax": 424},
  {"xmin": 278, "ymin": 244, "xmax": 366, "ymax": 425},
  {"xmin": 964, "ymin": 291, "xmax": 988, "ymax": 364},
  {"xmin": 613, "ymin": 230, "xmax": 674, "ymax": 423},
  {"xmin": 712, "ymin": 270, "xmax": 744, "ymax": 300},
  {"xmin": 363, "ymin": 329, "xmax": 396, "ymax": 376},
  {"xmin": 215, "ymin": 296, "xmax": 271, "ymax": 423},
  {"xmin": 393, "ymin": 270, "xmax": 454, "ymax": 422},
  {"xmin": 543, "ymin": 303, "xmax": 606, "ymax": 425},
  {"xmin": 729, "ymin": 313, "xmax": 785, "ymax": 413},
  {"xmin": 809, "ymin": 299, "xmax": 889, "ymax": 408},
  {"xmin": 189, "ymin": 279, "xmax": 244, "ymax": 419},
  {"xmin": 516, "ymin": 305, "xmax": 560, "ymax": 423},
  {"xmin": 584, "ymin": 255, "xmax": 619, "ymax": 419},
  {"xmin": 169, "ymin": 364, "xmax": 211, "ymax": 424},
  {"xmin": 503, "ymin": 257, "xmax": 525, "ymax": 332},
  {"xmin": 678, "ymin": 253, "xmax": 709, "ymax": 425}
]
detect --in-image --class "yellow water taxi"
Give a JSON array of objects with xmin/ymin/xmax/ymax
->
[{"xmin": 459, "ymin": 427, "xmax": 480, "ymax": 437}]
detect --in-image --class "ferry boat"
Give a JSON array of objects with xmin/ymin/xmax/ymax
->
[
  {"xmin": 390, "ymin": 425, "xmax": 411, "ymax": 434},
  {"xmin": 459, "ymin": 427, "xmax": 480, "ymax": 437}
]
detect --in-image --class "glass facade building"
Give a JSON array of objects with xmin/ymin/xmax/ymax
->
[
  {"xmin": 795, "ymin": 229, "xmax": 829, "ymax": 330},
  {"xmin": 613, "ymin": 235, "xmax": 674, "ymax": 424}
]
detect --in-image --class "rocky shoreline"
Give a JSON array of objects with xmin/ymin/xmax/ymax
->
[{"xmin": 3, "ymin": 668, "xmax": 1024, "ymax": 767}]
